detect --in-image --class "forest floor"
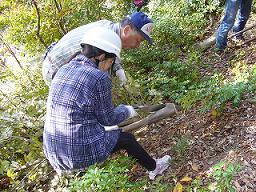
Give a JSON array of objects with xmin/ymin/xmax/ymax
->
[
  {"xmin": 129, "ymin": 17, "xmax": 256, "ymax": 191},
  {"xmin": 20, "ymin": 15, "xmax": 255, "ymax": 192}
]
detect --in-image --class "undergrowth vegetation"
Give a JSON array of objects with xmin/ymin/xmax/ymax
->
[
  {"xmin": 0, "ymin": 0, "xmax": 255, "ymax": 191},
  {"xmin": 178, "ymin": 62, "xmax": 256, "ymax": 112}
]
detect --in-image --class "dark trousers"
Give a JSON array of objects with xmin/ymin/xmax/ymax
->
[{"xmin": 112, "ymin": 132, "xmax": 156, "ymax": 171}]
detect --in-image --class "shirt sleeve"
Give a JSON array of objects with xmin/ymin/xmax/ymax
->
[{"xmin": 93, "ymin": 74, "xmax": 129, "ymax": 125}]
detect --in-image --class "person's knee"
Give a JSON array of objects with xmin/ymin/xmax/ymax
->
[
  {"xmin": 122, "ymin": 132, "xmax": 135, "ymax": 140},
  {"xmin": 119, "ymin": 132, "xmax": 137, "ymax": 146}
]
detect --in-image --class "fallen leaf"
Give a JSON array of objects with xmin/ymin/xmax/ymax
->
[
  {"xmin": 173, "ymin": 182, "xmax": 183, "ymax": 192},
  {"xmin": 191, "ymin": 163, "xmax": 199, "ymax": 172},
  {"xmin": 233, "ymin": 181, "xmax": 241, "ymax": 189},
  {"xmin": 180, "ymin": 176, "xmax": 192, "ymax": 183},
  {"xmin": 211, "ymin": 108, "xmax": 219, "ymax": 119}
]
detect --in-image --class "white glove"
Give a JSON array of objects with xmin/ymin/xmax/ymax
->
[
  {"xmin": 125, "ymin": 105, "xmax": 138, "ymax": 118},
  {"xmin": 104, "ymin": 125, "xmax": 120, "ymax": 131},
  {"xmin": 116, "ymin": 69, "xmax": 127, "ymax": 86}
]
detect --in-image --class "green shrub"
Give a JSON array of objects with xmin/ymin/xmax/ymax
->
[
  {"xmin": 0, "ymin": 64, "xmax": 47, "ymax": 190},
  {"xmin": 208, "ymin": 161, "xmax": 241, "ymax": 192},
  {"xmin": 172, "ymin": 136, "xmax": 189, "ymax": 160},
  {"xmin": 178, "ymin": 63, "xmax": 256, "ymax": 112},
  {"xmin": 68, "ymin": 156, "xmax": 144, "ymax": 192}
]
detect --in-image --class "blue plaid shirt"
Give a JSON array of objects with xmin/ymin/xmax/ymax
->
[{"xmin": 43, "ymin": 54, "xmax": 129, "ymax": 171}]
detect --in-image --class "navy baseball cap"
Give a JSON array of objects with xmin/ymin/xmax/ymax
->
[{"xmin": 126, "ymin": 12, "xmax": 153, "ymax": 44}]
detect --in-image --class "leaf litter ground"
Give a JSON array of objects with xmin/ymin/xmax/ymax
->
[{"xmin": 129, "ymin": 16, "xmax": 256, "ymax": 191}]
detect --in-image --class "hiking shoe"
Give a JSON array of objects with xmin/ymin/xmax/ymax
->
[
  {"xmin": 231, "ymin": 35, "xmax": 245, "ymax": 46},
  {"xmin": 149, "ymin": 155, "xmax": 171, "ymax": 180},
  {"xmin": 232, "ymin": 35, "xmax": 244, "ymax": 41}
]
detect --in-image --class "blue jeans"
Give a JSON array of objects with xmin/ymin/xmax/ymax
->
[{"xmin": 215, "ymin": 0, "xmax": 253, "ymax": 50}]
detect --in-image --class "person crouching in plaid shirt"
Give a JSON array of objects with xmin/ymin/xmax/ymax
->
[{"xmin": 43, "ymin": 27, "xmax": 171, "ymax": 180}]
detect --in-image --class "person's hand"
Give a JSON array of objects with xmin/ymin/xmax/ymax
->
[
  {"xmin": 125, "ymin": 105, "xmax": 138, "ymax": 118},
  {"xmin": 104, "ymin": 125, "xmax": 119, "ymax": 131},
  {"xmin": 116, "ymin": 69, "xmax": 127, "ymax": 86}
]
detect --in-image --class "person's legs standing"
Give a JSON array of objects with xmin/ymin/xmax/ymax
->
[
  {"xmin": 216, "ymin": 0, "xmax": 240, "ymax": 51},
  {"xmin": 233, "ymin": 0, "xmax": 253, "ymax": 37}
]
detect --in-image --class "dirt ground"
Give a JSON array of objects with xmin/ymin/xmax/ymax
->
[
  {"xmin": 133, "ymin": 98, "xmax": 256, "ymax": 191},
  {"xmin": 130, "ymin": 16, "xmax": 256, "ymax": 191}
]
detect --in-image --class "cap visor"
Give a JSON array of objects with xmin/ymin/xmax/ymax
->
[{"xmin": 138, "ymin": 30, "xmax": 153, "ymax": 44}]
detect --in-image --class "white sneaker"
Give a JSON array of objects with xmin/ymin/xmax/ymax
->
[{"xmin": 149, "ymin": 155, "xmax": 171, "ymax": 180}]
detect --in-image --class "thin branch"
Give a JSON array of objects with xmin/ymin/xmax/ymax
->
[
  {"xmin": 239, "ymin": 37, "xmax": 256, "ymax": 47},
  {"xmin": 14, "ymin": 159, "xmax": 43, "ymax": 172},
  {"xmin": 53, "ymin": 0, "xmax": 67, "ymax": 35},
  {"xmin": 9, "ymin": 159, "xmax": 46, "ymax": 192},
  {"xmin": 53, "ymin": 0, "xmax": 61, "ymax": 10},
  {"xmin": 0, "ymin": 57, "xmax": 7, "ymax": 67},
  {"xmin": 11, "ymin": 136, "xmax": 34, "ymax": 143},
  {"xmin": 0, "ymin": 89, "xmax": 18, "ymax": 108},
  {"xmin": 0, "ymin": 34, "xmax": 23, "ymax": 69},
  {"xmin": 31, "ymin": 0, "xmax": 48, "ymax": 48}
]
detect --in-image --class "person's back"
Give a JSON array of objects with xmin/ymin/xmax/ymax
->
[
  {"xmin": 43, "ymin": 27, "xmax": 127, "ymax": 173},
  {"xmin": 44, "ymin": 56, "xmax": 122, "ymax": 171}
]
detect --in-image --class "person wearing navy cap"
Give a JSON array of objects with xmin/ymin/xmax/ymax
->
[
  {"xmin": 42, "ymin": 12, "xmax": 153, "ymax": 87},
  {"xmin": 124, "ymin": 11, "xmax": 153, "ymax": 45}
]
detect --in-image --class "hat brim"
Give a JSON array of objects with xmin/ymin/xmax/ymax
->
[{"xmin": 138, "ymin": 30, "xmax": 153, "ymax": 44}]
